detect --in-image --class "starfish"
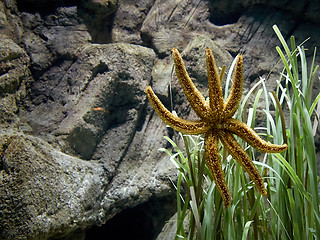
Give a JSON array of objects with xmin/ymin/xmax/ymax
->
[{"xmin": 146, "ymin": 48, "xmax": 287, "ymax": 207}]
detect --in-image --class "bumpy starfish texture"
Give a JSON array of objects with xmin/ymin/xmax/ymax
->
[{"xmin": 146, "ymin": 48, "xmax": 287, "ymax": 207}]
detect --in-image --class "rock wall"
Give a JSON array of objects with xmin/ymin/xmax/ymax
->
[{"xmin": 0, "ymin": 0, "xmax": 319, "ymax": 239}]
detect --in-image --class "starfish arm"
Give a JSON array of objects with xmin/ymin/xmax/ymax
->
[
  {"xmin": 172, "ymin": 48, "xmax": 213, "ymax": 120},
  {"xmin": 146, "ymin": 86, "xmax": 210, "ymax": 135},
  {"xmin": 218, "ymin": 131, "xmax": 267, "ymax": 196},
  {"xmin": 223, "ymin": 119, "xmax": 288, "ymax": 153},
  {"xmin": 205, "ymin": 131, "xmax": 231, "ymax": 207},
  {"xmin": 223, "ymin": 55, "xmax": 243, "ymax": 119},
  {"xmin": 206, "ymin": 49, "xmax": 224, "ymax": 120}
]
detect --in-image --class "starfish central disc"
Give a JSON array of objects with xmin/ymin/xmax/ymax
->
[{"xmin": 146, "ymin": 48, "xmax": 287, "ymax": 207}]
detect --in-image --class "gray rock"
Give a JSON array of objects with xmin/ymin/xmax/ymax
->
[
  {"xmin": 0, "ymin": 133, "xmax": 106, "ymax": 240},
  {"xmin": 78, "ymin": 0, "xmax": 118, "ymax": 43},
  {"xmin": 0, "ymin": 0, "xmax": 24, "ymax": 41},
  {"xmin": 22, "ymin": 31, "xmax": 53, "ymax": 72},
  {"xmin": 141, "ymin": 0, "xmax": 210, "ymax": 57},
  {"xmin": 0, "ymin": 38, "xmax": 30, "ymax": 97},
  {"xmin": 111, "ymin": 0, "xmax": 154, "ymax": 44},
  {"xmin": 156, "ymin": 212, "xmax": 189, "ymax": 240},
  {"xmin": 0, "ymin": 37, "xmax": 31, "ymax": 132},
  {"xmin": 53, "ymin": 43, "xmax": 156, "ymax": 159},
  {"xmin": 208, "ymin": 0, "xmax": 320, "ymax": 25},
  {"xmin": 81, "ymin": 0, "xmax": 118, "ymax": 16},
  {"xmin": 42, "ymin": 25, "xmax": 91, "ymax": 57}
]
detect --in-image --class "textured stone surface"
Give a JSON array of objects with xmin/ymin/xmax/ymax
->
[
  {"xmin": 0, "ymin": 38, "xmax": 29, "ymax": 96},
  {"xmin": 0, "ymin": 0, "xmax": 319, "ymax": 239},
  {"xmin": 208, "ymin": 0, "xmax": 320, "ymax": 25},
  {"xmin": 0, "ymin": 133, "xmax": 106, "ymax": 239}
]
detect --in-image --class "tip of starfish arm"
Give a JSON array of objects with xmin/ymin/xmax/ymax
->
[
  {"xmin": 146, "ymin": 85, "xmax": 152, "ymax": 93},
  {"xmin": 172, "ymin": 48, "xmax": 178, "ymax": 54},
  {"xmin": 267, "ymin": 142, "xmax": 288, "ymax": 153},
  {"xmin": 283, "ymin": 143, "xmax": 288, "ymax": 150}
]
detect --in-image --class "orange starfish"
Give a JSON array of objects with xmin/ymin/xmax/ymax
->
[{"xmin": 146, "ymin": 48, "xmax": 287, "ymax": 206}]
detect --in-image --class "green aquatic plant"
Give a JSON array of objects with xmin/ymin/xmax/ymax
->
[{"xmin": 150, "ymin": 25, "xmax": 320, "ymax": 239}]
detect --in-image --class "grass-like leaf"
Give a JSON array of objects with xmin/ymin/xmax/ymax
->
[{"xmin": 158, "ymin": 25, "xmax": 319, "ymax": 239}]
